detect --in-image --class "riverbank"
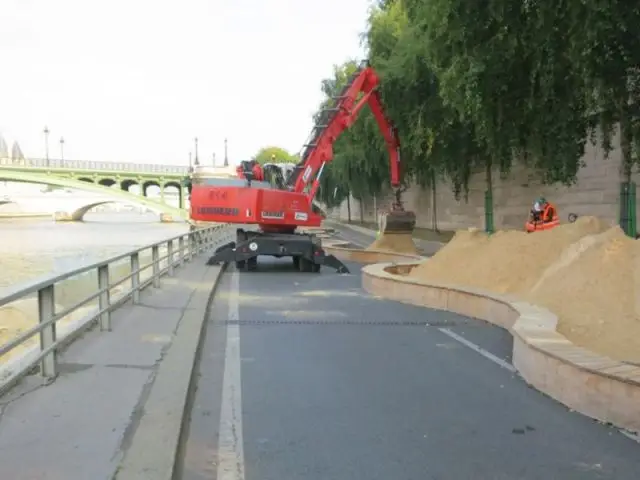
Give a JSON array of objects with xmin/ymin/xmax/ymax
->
[{"xmin": 0, "ymin": 213, "xmax": 50, "ymax": 219}]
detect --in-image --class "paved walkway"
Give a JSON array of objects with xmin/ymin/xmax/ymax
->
[
  {"xmin": 178, "ymin": 256, "xmax": 640, "ymax": 480},
  {"xmin": 0, "ymin": 259, "xmax": 221, "ymax": 480}
]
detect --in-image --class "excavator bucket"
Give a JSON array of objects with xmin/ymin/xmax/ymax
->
[{"xmin": 379, "ymin": 210, "xmax": 416, "ymax": 234}]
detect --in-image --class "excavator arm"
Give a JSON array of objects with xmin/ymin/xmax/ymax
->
[{"xmin": 288, "ymin": 62, "xmax": 403, "ymax": 203}]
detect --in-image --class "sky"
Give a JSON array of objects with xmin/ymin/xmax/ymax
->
[{"xmin": 1, "ymin": 0, "xmax": 372, "ymax": 166}]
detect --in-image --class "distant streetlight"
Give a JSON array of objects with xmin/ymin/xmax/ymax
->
[
  {"xmin": 224, "ymin": 137, "xmax": 228, "ymax": 166},
  {"xmin": 43, "ymin": 126, "xmax": 50, "ymax": 165},
  {"xmin": 189, "ymin": 151, "xmax": 193, "ymax": 172},
  {"xmin": 59, "ymin": 137, "xmax": 65, "ymax": 161},
  {"xmin": 212, "ymin": 152, "xmax": 216, "ymax": 166},
  {"xmin": 194, "ymin": 137, "xmax": 199, "ymax": 165}
]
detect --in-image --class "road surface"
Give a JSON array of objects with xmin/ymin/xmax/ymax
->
[{"xmin": 177, "ymin": 232, "xmax": 640, "ymax": 480}]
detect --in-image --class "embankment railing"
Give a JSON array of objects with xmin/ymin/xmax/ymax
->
[{"xmin": 0, "ymin": 224, "xmax": 230, "ymax": 396}]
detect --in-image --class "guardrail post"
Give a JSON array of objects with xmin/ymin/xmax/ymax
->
[
  {"xmin": 167, "ymin": 240, "xmax": 175, "ymax": 276},
  {"xmin": 38, "ymin": 284, "xmax": 57, "ymax": 379},
  {"xmin": 130, "ymin": 252, "xmax": 140, "ymax": 304},
  {"xmin": 178, "ymin": 236, "xmax": 185, "ymax": 265},
  {"xmin": 98, "ymin": 265, "xmax": 111, "ymax": 331},
  {"xmin": 152, "ymin": 245, "xmax": 160, "ymax": 287},
  {"xmin": 187, "ymin": 233, "xmax": 194, "ymax": 261}
]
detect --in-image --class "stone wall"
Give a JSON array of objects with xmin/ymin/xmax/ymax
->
[{"xmin": 328, "ymin": 130, "xmax": 640, "ymax": 231}]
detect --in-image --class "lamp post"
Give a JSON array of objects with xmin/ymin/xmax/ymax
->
[
  {"xmin": 43, "ymin": 126, "xmax": 50, "ymax": 166},
  {"xmin": 194, "ymin": 137, "xmax": 199, "ymax": 165},
  {"xmin": 188, "ymin": 151, "xmax": 193, "ymax": 172},
  {"xmin": 224, "ymin": 137, "xmax": 228, "ymax": 166},
  {"xmin": 59, "ymin": 137, "xmax": 65, "ymax": 162}
]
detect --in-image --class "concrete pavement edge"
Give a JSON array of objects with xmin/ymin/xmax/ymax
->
[{"xmin": 112, "ymin": 262, "xmax": 228, "ymax": 480}]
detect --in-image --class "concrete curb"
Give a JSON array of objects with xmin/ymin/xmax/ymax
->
[
  {"xmin": 323, "ymin": 241, "xmax": 424, "ymax": 264},
  {"xmin": 362, "ymin": 261, "xmax": 640, "ymax": 434},
  {"xmin": 324, "ymin": 219, "xmax": 446, "ymax": 255},
  {"xmin": 113, "ymin": 262, "xmax": 228, "ymax": 480}
]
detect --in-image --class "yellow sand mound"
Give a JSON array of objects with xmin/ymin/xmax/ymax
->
[
  {"xmin": 409, "ymin": 216, "xmax": 640, "ymax": 363},
  {"xmin": 411, "ymin": 216, "xmax": 608, "ymax": 294},
  {"xmin": 367, "ymin": 233, "xmax": 419, "ymax": 255},
  {"xmin": 528, "ymin": 227, "xmax": 640, "ymax": 363}
]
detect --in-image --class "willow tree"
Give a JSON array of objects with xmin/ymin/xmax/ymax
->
[
  {"xmin": 563, "ymin": 0, "xmax": 640, "ymax": 235},
  {"xmin": 314, "ymin": 60, "xmax": 392, "ymax": 217},
  {"xmin": 418, "ymin": 0, "xmax": 591, "ymax": 189},
  {"xmin": 365, "ymin": 0, "xmax": 490, "ymax": 234}
]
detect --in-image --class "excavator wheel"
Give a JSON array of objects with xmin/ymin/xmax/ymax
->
[{"xmin": 379, "ymin": 210, "xmax": 417, "ymax": 234}]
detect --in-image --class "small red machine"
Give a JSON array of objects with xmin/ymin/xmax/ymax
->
[{"xmin": 189, "ymin": 61, "xmax": 416, "ymax": 272}]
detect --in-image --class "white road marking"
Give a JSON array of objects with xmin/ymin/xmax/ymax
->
[
  {"xmin": 438, "ymin": 327, "xmax": 517, "ymax": 373},
  {"xmin": 216, "ymin": 268, "xmax": 246, "ymax": 480}
]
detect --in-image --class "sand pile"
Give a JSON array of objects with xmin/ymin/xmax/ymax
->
[
  {"xmin": 410, "ymin": 216, "xmax": 608, "ymax": 294},
  {"xmin": 367, "ymin": 233, "xmax": 420, "ymax": 255},
  {"xmin": 409, "ymin": 216, "xmax": 640, "ymax": 363},
  {"xmin": 527, "ymin": 227, "xmax": 640, "ymax": 363}
]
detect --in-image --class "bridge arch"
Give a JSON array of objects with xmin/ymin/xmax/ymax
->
[
  {"xmin": 98, "ymin": 178, "xmax": 115, "ymax": 187},
  {"xmin": 121, "ymin": 179, "xmax": 138, "ymax": 192},
  {"xmin": 0, "ymin": 170, "xmax": 187, "ymax": 220},
  {"xmin": 142, "ymin": 180, "xmax": 160, "ymax": 196},
  {"xmin": 78, "ymin": 177, "xmax": 94, "ymax": 183},
  {"xmin": 65, "ymin": 200, "xmax": 165, "ymax": 221}
]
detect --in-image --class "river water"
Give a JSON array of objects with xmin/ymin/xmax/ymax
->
[
  {"xmin": 0, "ymin": 212, "xmax": 191, "ymax": 365},
  {"xmin": 0, "ymin": 212, "xmax": 189, "ymax": 292}
]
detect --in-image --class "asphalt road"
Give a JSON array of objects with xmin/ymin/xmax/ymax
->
[{"xmin": 177, "ymin": 233, "xmax": 640, "ymax": 480}]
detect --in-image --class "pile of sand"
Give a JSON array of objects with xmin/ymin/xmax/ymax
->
[
  {"xmin": 367, "ymin": 233, "xmax": 420, "ymax": 255},
  {"xmin": 409, "ymin": 216, "xmax": 640, "ymax": 364}
]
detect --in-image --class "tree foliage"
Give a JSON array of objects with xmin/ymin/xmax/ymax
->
[
  {"xmin": 252, "ymin": 146, "xmax": 297, "ymax": 164},
  {"xmin": 312, "ymin": 0, "xmax": 640, "ymax": 206}
]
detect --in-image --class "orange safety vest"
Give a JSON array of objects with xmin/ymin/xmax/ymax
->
[{"xmin": 542, "ymin": 202, "xmax": 559, "ymax": 223}]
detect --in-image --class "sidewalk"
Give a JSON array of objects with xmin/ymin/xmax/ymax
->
[{"xmin": 0, "ymin": 259, "xmax": 223, "ymax": 480}]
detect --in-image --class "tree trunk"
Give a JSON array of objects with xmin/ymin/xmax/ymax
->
[
  {"xmin": 431, "ymin": 170, "xmax": 438, "ymax": 232},
  {"xmin": 620, "ymin": 104, "xmax": 633, "ymax": 183},
  {"xmin": 484, "ymin": 159, "xmax": 494, "ymax": 233}
]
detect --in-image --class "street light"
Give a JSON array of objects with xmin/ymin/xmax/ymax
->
[
  {"xmin": 224, "ymin": 137, "xmax": 228, "ymax": 166},
  {"xmin": 194, "ymin": 137, "xmax": 199, "ymax": 165},
  {"xmin": 59, "ymin": 137, "xmax": 65, "ymax": 161},
  {"xmin": 43, "ymin": 126, "xmax": 50, "ymax": 165}
]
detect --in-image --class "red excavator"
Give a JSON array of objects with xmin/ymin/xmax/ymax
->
[{"xmin": 189, "ymin": 61, "xmax": 416, "ymax": 273}]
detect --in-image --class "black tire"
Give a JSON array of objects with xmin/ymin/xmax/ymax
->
[
  {"xmin": 247, "ymin": 256, "xmax": 258, "ymax": 271},
  {"xmin": 292, "ymin": 256, "xmax": 300, "ymax": 269},
  {"xmin": 311, "ymin": 263, "xmax": 321, "ymax": 273},
  {"xmin": 568, "ymin": 213, "xmax": 578, "ymax": 223},
  {"xmin": 235, "ymin": 260, "xmax": 246, "ymax": 269},
  {"xmin": 298, "ymin": 256, "xmax": 311, "ymax": 272}
]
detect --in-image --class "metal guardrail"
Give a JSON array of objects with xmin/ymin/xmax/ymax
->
[
  {"xmin": 0, "ymin": 157, "xmax": 190, "ymax": 175},
  {"xmin": 0, "ymin": 224, "xmax": 230, "ymax": 396}
]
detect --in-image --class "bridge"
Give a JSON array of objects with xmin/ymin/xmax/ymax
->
[{"xmin": 0, "ymin": 157, "xmax": 191, "ymax": 221}]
